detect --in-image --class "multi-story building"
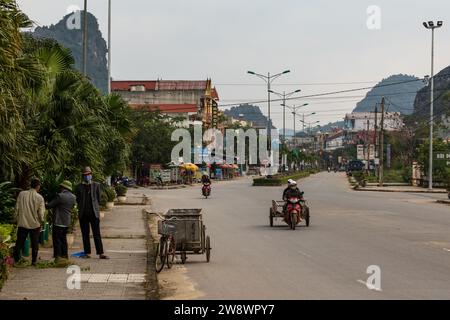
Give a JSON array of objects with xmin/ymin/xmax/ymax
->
[
  {"xmin": 111, "ymin": 79, "xmax": 219, "ymax": 128},
  {"xmin": 344, "ymin": 112, "xmax": 404, "ymax": 132}
]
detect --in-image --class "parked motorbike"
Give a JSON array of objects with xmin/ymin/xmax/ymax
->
[{"xmin": 202, "ymin": 183, "xmax": 211, "ymax": 199}]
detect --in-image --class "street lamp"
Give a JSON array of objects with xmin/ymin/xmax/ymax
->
[
  {"xmin": 300, "ymin": 120, "xmax": 320, "ymax": 135},
  {"xmin": 281, "ymin": 103, "xmax": 309, "ymax": 147},
  {"xmin": 423, "ymin": 20, "xmax": 443, "ymax": 190},
  {"xmin": 247, "ymin": 70, "xmax": 291, "ymax": 155},
  {"xmin": 300, "ymin": 112, "xmax": 316, "ymax": 132},
  {"xmin": 107, "ymin": 0, "xmax": 112, "ymax": 94},
  {"xmin": 268, "ymin": 89, "xmax": 301, "ymax": 144}
]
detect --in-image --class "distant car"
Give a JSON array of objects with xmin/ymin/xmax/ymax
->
[{"xmin": 347, "ymin": 160, "xmax": 365, "ymax": 174}]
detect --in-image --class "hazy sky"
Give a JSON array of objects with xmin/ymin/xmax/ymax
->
[{"xmin": 17, "ymin": 0, "xmax": 450, "ymax": 131}]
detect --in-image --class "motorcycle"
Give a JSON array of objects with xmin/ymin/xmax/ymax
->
[
  {"xmin": 202, "ymin": 183, "xmax": 211, "ymax": 199},
  {"xmin": 285, "ymin": 196, "xmax": 302, "ymax": 230}
]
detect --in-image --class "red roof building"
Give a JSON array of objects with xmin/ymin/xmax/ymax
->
[{"xmin": 111, "ymin": 79, "xmax": 220, "ymax": 128}]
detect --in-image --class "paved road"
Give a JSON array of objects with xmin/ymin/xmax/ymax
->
[{"xmin": 151, "ymin": 172, "xmax": 450, "ymax": 299}]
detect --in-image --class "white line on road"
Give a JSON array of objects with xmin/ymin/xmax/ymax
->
[
  {"xmin": 357, "ymin": 279, "xmax": 382, "ymax": 292},
  {"xmin": 297, "ymin": 250, "xmax": 312, "ymax": 258},
  {"xmin": 443, "ymin": 248, "xmax": 450, "ymax": 252}
]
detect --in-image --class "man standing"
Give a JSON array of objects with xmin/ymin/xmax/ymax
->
[
  {"xmin": 46, "ymin": 180, "xmax": 76, "ymax": 260},
  {"xmin": 74, "ymin": 167, "xmax": 109, "ymax": 259},
  {"xmin": 13, "ymin": 178, "xmax": 45, "ymax": 266}
]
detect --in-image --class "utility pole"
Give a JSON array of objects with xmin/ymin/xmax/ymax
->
[
  {"xmin": 366, "ymin": 118, "xmax": 370, "ymax": 174},
  {"xmin": 293, "ymin": 110, "xmax": 296, "ymax": 147},
  {"xmin": 107, "ymin": 0, "xmax": 112, "ymax": 94},
  {"xmin": 282, "ymin": 91, "xmax": 286, "ymax": 143},
  {"xmin": 379, "ymin": 97, "xmax": 385, "ymax": 187},
  {"xmin": 423, "ymin": 21, "xmax": 443, "ymax": 189},
  {"xmin": 374, "ymin": 105, "xmax": 378, "ymax": 177},
  {"xmin": 82, "ymin": 0, "xmax": 88, "ymax": 76}
]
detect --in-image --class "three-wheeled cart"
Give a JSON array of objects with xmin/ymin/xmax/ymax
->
[
  {"xmin": 164, "ymin": 208, "xmax": 211, "ymax": 263},
  {"xmin": 269, "ymin": 200, "xmax": 310, "ymax": 228}
]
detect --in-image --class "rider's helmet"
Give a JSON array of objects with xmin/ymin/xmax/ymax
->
[{"xmin": 287, "ymin": 179, "xmax": 297, "ymax": 187}]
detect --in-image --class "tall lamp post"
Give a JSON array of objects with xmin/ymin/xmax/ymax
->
[
  {"xmin": 247, "ymin": 70, "xmax": 291, "ymax": 156},
  {"xmin": 300, "ymin": 112, "xmax": 317, "ymax": 132},
  {"xmin": 82, "ymin": 0, "xmax": 88, "ymax": 76},
  {"xmin": 282, "ymin": 103, "xmax": 309, "ymax": 147},
  {"xmin": 423, "ymin": 20, "xmax": 443, "ymax": 190},
  {"xmin": 107, "ymin": 0, "xmax": 112, "ymax": 94},
  {"xmin": 268, "ymin": 89, "xmax": 301, "ymax": 143}
]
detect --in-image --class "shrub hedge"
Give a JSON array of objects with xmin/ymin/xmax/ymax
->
[{"xmin": 253, "ymin": 170, "xmax": 316, "ymax": 186}]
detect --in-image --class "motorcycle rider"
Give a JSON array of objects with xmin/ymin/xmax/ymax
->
[
  {"xmin": 201, "ymin": 173, "xmax": 211, "ymax": 196},
  {"xmin": 201, "ymin": 173, "xmax": 211, "ymax": 185},
  {"xmin": 282, "ymin": 179, "xmax": 304, "ymax": 214}
]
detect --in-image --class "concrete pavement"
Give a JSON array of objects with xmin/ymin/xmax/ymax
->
[
  {"xmin": 150, "ymin": 172, "xmax": 450, "ymax": 299},
  {"xmin": 0, "ymin": 202, "xmax": 148, "ymax": 300}
]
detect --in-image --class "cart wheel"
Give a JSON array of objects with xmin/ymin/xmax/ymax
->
[
  {"xmin": 155, "ymin": 239, "xmax": 167, "ymax": 273},
  {"xmin": 305, "ymin": 207, "xmax": 310, "ymax": 227},
  {"xmin": 181, "ymin": 251, "xmax": 187, "ymax": 264},
  {"xmin": 205, "ymin": 236, "xmax": 211, "ymax": 262},
  {"xmin": 269, "ymin": 209, "xmax": 274, "ymax": 227},
  {"xmin": 166, "ymin": 237, "xmax": 176, "ymax": 269}
]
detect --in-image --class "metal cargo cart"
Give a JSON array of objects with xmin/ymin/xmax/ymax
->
[{"xmin": 164, "ymin": 208, "xmax": 211, "ymax": 264}]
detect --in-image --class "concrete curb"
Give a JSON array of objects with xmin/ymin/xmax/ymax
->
[
  {"xmin": 143, "ymin": 208, "xmax": 160, "ymax": 300},
  {"xmin": 354, "ymin": 188, "xmax": 447, "ymax": 194}
]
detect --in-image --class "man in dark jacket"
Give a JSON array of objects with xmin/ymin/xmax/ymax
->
[
  {"xmin": 46, "ymin": 180, "xmax": 76, "ymax": 260},
  {"xmin": 74, "ymin": 167, "xmax": 109, "ymax": 259},
  {"xmin": 282, "ymin": 179, "xmax": 304, "ymax": 213}
]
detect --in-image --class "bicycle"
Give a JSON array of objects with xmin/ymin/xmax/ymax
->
[{"xmin": 152, "ymin": 212, "xmax": 177, "ymax": 273}]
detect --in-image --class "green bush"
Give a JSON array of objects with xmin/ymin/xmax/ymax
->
[
  {"xmin": 0, "ymin": 224, "xmax": 16, "ymax": 243},
  {"xmin": 0, "ymin": 182, "xmax": 20, "ymax": 224},
  {"xmin": 0, "ymin": 242, "xmax": 13, "ymax": 290},
  {"xmin": 114, "ymin": 184, "xmax": 128, "ymax": 196},
  {"xmin": 253, "ymin": 170, "xmax": 313, "ymax": 186},
  {"xmin": 101, "ymin": 186, "xmax": 116, "ymax": 206}
]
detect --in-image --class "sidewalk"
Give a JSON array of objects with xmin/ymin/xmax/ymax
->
[
  {"xmin": 0, "ymin": 202, "xmax": 150, "ymax": 300},
  {"xmin": 354, "ymin": 185, "xmax": 447, "ymax": 193}
]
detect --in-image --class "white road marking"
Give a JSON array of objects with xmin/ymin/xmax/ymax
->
[
  {"xmin": 443, "ymin": 248, "xmax": 450, "ymax": 252},
  {"xmin": 357, "ymin": 279, "xmax": 382, "ymax": 292},
  {"xmin": 297, "ymin": 250, "xmax": 312, "ymax": 258}
]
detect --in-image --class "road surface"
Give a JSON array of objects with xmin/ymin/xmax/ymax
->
[{"xmin": 150, "ymin": 172, "xmax": 450, "ymax": 299}]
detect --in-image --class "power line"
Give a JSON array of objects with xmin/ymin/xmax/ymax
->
[{"xmin": 218, "ymin": 74, "xmax": 450, "ymax": 108}]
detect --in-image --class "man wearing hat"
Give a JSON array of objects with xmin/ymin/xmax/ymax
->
[
  {"xmin": 74, "ymin": 167, "xmax": 109, "ymax": 259},
  {"xmin": 46, "ymin": 180, "xmax": 76, "ymax": 260}
]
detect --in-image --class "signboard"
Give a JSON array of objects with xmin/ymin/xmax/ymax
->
[
  {"xmin": 161, "ymin": 170, "xmax": 171, "ymax": 182},
  {"xmin": 357, "ymin": 145, "xmax": 364, "ymax": 160},
  {"xmin": 435, "ymin": 151, "xmax": 450, "ymax": 167}
]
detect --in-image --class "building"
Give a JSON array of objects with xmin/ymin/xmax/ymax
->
[
  {"xmin": 111, "ymin": 79, "xmax": 219, "ymax": 128},
  {"xmin": 344, "ymin": 112, "xmax": 404, "ymax": 132},
  {"xmin": 324, "ymin": 130, "xmax": 345, "ymax": 151}
]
